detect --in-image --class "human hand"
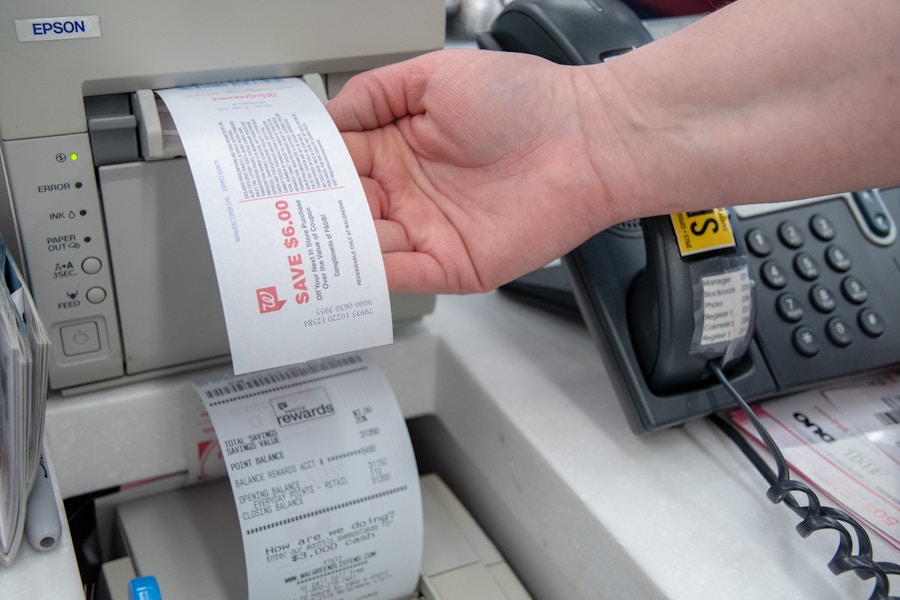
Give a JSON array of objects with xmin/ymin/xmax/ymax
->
[
  {"xmin": 326, "ymin": 49, "xmax": 623, "ymax": 294},
  {"xmin": 334, "ymin": 0, "xmax": 900, "ymax": 295}
]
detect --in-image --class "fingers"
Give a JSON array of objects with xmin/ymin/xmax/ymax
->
[
  {"xmin": 374, "ymin": 219, "xmax": 410, "ymax": 253},
  {"xmin": 382, "ymin": 252, "xmax": 449, "ymax": 295},
  {"xmin": 341, "ymin": 131, "xmax": 374, "ymax": 178},
  {"xmin": 374, "ymin": 221, "xmax": 461, "ymax": 294},
  {"xmin": 360, "ymin": 177, "xmax": 388, "ymax": 220}
]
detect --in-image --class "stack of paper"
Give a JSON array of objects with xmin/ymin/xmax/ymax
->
[{"xmin": 0, "ymin": 236, "xmax": 51, "ymax": 565}]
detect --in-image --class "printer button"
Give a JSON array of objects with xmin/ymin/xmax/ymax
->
[
  {"xmin": 60, "ymin": 322, "xmax": 102, "ymax": 356},
  {"xmin": 81, "ymin": 257, "xmax": 102, "ymax": 274},
  {"xmin": 86, "ymin": 286, "xmax": 107, "ymax": 304}
]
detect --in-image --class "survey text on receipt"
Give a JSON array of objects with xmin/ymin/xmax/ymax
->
[{"xmin": 194, "ymin": 352, "xmax": 423, "ymax": 599}]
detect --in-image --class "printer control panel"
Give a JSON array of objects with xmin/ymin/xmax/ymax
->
[{"xmin": 3, "ymin": 134, "xmax": 124, "ymax": 387}]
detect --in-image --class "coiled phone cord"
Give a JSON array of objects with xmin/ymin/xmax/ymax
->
[{"xmin": 709, "ymin": 362, "xmax": 900, "ymax": 600}]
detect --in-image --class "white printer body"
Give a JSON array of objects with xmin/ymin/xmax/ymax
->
[{"xmin": 0, "ymin": 1, "xmax": 443, "ymax": 391}]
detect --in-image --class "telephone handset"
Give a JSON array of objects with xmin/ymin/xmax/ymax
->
[
  {"xmin": 483, "ymin": 0, "xmax": 900, "ymax": 432},
  {"xmin": 629, "ymin": 210, "xmax": 754, "ymax": 395},
  {"xmin": 475, "ymin": 0, "xmax": 652, "ymax": 61}
]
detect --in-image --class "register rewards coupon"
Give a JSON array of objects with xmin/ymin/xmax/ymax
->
[{"xmin": 157, "ymin": 79, "xmax": 392, "ymax": 374}]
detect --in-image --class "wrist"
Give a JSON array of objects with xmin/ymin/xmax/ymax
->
[{"xmin": 568, "ymin": 62, "xmax": 665, "ymax": 230}]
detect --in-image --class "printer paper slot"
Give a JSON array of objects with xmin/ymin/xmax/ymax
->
[{"xmin": 134, "ymin": 74, "xmax": 327, "ymax": 162}]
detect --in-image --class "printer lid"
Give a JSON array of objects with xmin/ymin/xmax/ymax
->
[{"xmin": 0, "ymin": 0, "xmax": 445, "ymax": 140}]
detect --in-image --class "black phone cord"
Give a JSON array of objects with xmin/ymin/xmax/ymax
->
[{"xmin": 709, "ymin": 362, "xmax": 900, "ymax": 600}]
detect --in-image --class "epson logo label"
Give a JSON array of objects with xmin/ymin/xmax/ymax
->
[{"xmin": 15, "ymin": 16, "xmax": 101, "ymax": 42}]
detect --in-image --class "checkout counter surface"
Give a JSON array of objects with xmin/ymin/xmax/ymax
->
[{"xmin": 5, "ymin": 290, "xmax": 896, "ymax": 598}]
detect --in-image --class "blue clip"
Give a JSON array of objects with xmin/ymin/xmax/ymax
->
[{"xmin": 128, "ymin": 576, "xmax": 162, "ymax": 600}]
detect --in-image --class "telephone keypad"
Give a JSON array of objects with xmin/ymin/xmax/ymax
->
[
  {"xmin": 809, "ymin": 285, "xmax": 836, "ymax": 313},
  {"xmin": 792, "ymin": 326, "xmax": 819, "ymax": 356},
  {"xmin": 760, "ymin": 261, "xmax": 788, "ymax": 288},
  {"xmin": 793, "ymin": 252, "xmax": 819, "ymax": 280},
  {"xmin": 859, "ymin": 308, "xmax": 885, "ymax": 337},
  {"xmin": 746, "ymin": 228, "xmax": 773, "ymax": 256},
  {"xmin": 825, "ymin": 245, "xmax": 852, "ymax": 271},
  {"xmin": 776, "ymin": 293, "xmax": 804, "ymax": 322},
  {"xmin": 841, "ymin": 276, "xmax": 868, "ymax": 303},
  {"xmin": 826, "ymin": 318, "xmax": 853, "ymax": 347},
  {"xmin": 741, "ymin": 192, "xmax": 900, "ymax": 393},
  {"xmin": 810, "ymin": 214, "xmax": 836, "ymax": 240},
  {"xmin": 778, "ymin": 221, "xmax": 805, "ymax": 248}
]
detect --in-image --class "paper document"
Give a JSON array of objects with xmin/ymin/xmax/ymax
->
[
  {"xmin": 0, "ymin": 261, "xmax": 28, "ymax": 566},
  {"xmin": 0, "ymin": 240, "xmax": 51, "ymax": 565},
  {"xmin": 193, "ymin": 352, "xmax": 423, "ymax": 599},
  {"xmin": 157, "ymin": 79, "xmax": 392, "ymax": 374},
  {"xmin": 734, "ymin": 376, "xmax": 900, "ymax": 550}
]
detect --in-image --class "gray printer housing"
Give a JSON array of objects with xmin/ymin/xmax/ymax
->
[{"xmin": 0, "ymin": 1, "xmax": 444, "ymax": 391}]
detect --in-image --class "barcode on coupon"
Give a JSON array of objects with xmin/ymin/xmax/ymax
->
[
  {"xmin": 875, "ymin": 393, "xmax": 900, "ymax": 427},
  {"xmin": 875, "ymin": 410, "xmax": 900, "ymax": 427},
  {"xmin": 203, "ymin": 354, "xmax": 364, "ymax": 399}
]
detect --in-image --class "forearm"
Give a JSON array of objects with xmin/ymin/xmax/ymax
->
[{"xmin": 584, "ymin": 0, "xmax": 900, "ymax": 223}]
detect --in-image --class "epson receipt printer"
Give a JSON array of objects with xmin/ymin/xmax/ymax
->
[{"xmin": 0, "ymin": 1, "xmax": 444, "ymax": 391}]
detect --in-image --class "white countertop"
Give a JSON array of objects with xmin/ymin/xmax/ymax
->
[
  {"xmin": 3, "ymin": 290, "xmax": 896, "ymax": 598},
  {"xmin": 419, "ymin": 291, "xmax": 898, "ymax": 599}
]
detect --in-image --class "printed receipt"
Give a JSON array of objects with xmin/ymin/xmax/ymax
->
[
  {"xmin": 157, "ymin": 79, "xmax": 392, "ymax": 374},
  {"xmin": 193, "ymin": 351, "xmax": 423, "ymax": 599}
]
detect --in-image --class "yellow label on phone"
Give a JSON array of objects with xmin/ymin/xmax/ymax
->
[{"xmin": 669, "ymin": 208, "xmax": 736, "ymax": 257}]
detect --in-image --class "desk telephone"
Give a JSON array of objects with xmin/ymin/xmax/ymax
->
[{"xmin": 481, "ymin": 0, "xmax": 900, "ymax": 433}]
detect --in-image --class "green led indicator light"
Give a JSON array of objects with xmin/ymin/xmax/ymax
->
[{"xmin": 69, "ymin": 153, "xmax": 79, "ymax": 161}]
